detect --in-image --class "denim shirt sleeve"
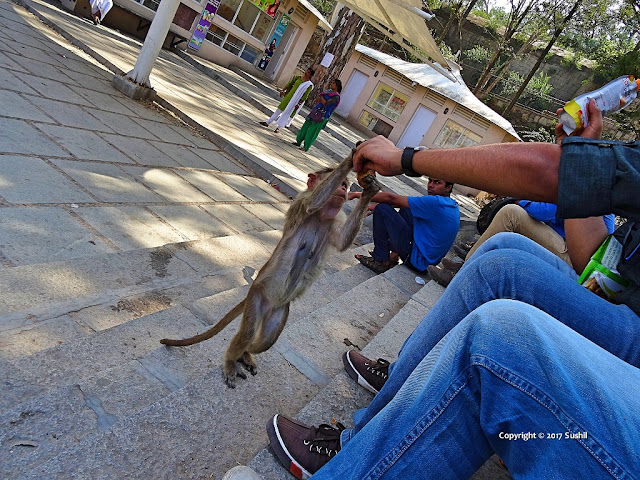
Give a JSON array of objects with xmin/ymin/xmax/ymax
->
[{"xmin": 557, "ymin": 138, "xmax": 640, "ymax": 221}]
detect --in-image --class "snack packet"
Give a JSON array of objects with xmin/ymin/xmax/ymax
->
[{"xmin": 579, "ymin": 235, "xmax": 629, "ymax": 300}]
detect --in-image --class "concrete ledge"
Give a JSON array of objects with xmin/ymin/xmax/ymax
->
[{"xmin": 112, "ymin": 73, "xmax": 157, "ymax": 101}]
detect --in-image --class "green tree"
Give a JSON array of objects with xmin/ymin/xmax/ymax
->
[
  {"xmin": 502, "ymin": 0, "xmax": 583, "ymax": 115},
  {"xmin": 472, "ymin": 0, "xmax": 538, "ymax": 95}
]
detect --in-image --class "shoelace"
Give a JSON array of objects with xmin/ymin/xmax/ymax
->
[
  {"xmin": 303, "ymin": 423, "xmax": 345, "ymax": 457},
  {"xmin": 366, "ymin": 358, "xmax": 390, "ymax": 379}
]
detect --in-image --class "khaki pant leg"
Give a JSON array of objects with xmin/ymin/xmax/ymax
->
[{"xmin": 466, "ymin": 204, "xmax": 572, "ymax": 267}]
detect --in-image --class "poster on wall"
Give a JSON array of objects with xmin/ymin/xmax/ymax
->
[
  {"xmin": 188, "ymin": 0, "xmax": 221, "ymax": 51},
  {"xmin": 248, "ymin": 0, "xmax": 281, "ymax": 19},
  {"xmin": 257, "ymin": 14, "xmax": 290, "ymax": 70}
]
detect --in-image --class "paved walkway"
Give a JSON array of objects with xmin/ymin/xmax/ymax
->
[{"xmin": 0, "ymin": 0, "xmax": 479, "ymax": 269}]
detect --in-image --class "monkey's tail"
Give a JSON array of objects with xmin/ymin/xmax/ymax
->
[{"xmin": 160, "ymin": 300, "xmax": 245, "ymax": 347}]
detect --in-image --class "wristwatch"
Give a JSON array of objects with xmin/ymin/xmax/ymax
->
[{"xmin": 401, "ymin": 146, "xmax": 426, "ymax": 177}]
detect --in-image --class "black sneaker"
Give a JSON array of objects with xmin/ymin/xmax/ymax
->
[
  {"xmin": 428, "ymin": 264, "xmax": 456, "ymax": 287},
  {"xmin": 441, "ymin": 257, "xmax": 463, "ymax": 272},
  {"xmin": 342, "ymin": 349, "xmax": 389, "ymax": 394},
  {"xmin": 267, "ymin": 414, "xmax": 344, "ymax": 479}
]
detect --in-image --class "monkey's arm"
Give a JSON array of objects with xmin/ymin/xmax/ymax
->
[
  {"xmin": 304, "ymin": 153, "xmax": 354, "ymax": 214},
  {"xmin": 332, "ymin": 175, "xmax": 381, "ymax": 251}
]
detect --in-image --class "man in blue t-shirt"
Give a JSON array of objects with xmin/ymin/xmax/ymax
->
[{"xmin": 352, "ymin": 178, "xmax": 460, "ymax": 274}]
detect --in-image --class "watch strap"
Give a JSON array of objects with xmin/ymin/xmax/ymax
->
[{"xmin": 401, "ymin": 147, "xmax": 421, "ymax": 177}]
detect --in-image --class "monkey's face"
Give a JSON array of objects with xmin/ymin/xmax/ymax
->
[{"xmin": 322, "ymin": 179, "xmax": 348, "ymax": 219}]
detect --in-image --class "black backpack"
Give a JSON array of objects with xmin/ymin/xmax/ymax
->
[
  {"xmin": 613, "ymin": 221, "xmax": 640, "ymax": 314},
  {"xmin": 476, "ymin": 197, "xmax": 517, "ymax": 235}
]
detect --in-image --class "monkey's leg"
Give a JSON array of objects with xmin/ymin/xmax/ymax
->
[
  {"xmin": 249, "ymin": 303, "xmax": 290, "ymax": 354},
  {"xmin": 236, "ymin": 303, "xmax": 290, "ymax": 377},
  {"xmin": 222, "ymin": 288, "xmax": 269, "ymax": 388}
]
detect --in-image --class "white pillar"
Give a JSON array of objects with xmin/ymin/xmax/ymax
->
[{"xmin": 126, "ymin": 0, "xmax": 181, "ymax": 87}]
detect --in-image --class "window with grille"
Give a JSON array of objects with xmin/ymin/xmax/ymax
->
[
  {"xmin": 433, "ymin": 119, "xmax": 482, "ymax": 148},
  {"xmin": 216, "ymin": 0, "xmax": 275, "ymax": 42},
  {"xmin": 367, "ymin": 83, "xmax": 410, "ymax": 122}
]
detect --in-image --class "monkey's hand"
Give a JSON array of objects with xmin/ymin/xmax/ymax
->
[{"xmin": 360, "ymin": 171, "xmax": 382, "ymax": 199}]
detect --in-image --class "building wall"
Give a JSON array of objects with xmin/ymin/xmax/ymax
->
[
  {"xmin": 339, "ymin": 52, "xmax": 515, "ymax": 151},
  {"xmin": 70, "ymin": 0, "xmax": 319, "ymax": 88}
]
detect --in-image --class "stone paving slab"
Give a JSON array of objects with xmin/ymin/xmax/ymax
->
[
  {"xmin": 34, "ymin": 124, "xmax": 133, "ymax": 162},
  {"xmin": 119, "ymin": 165, "xmax": 214, "ymax": 203},
  {"xmin": 0, "ymin": 242, "xmax": 199, "ymax": 316},
  {"xmin": 49, "ymin": 159, "xmax": 164, "ymax": 202},
  {"xmin": 21, "ymin": 73, "xmax": 92, "ymax": 106},
  {"xmin": 0, "ymin": 206, "xmax": 113, "ymax": 265},
  {"xmin": 74, "ymin": 206, "xmax": 187, "ymax": 250},
  {"xmin": 0, "ymin": 67, "xmax": 39, "ymax": 94},
  {"xmin": 0, "ymin": 305, "xmax": 205, "ymax": 412},
  {"xmin": 88, "ymin": 109, "xmax": 160, "ymax": 139},
  {"xmin": 100, "ymin": 134, "xmax": 180, "ymax": 167},
  {"xmin": 201, "ymin": 204, "xmax": 273, "ymax": 233},
  {"xmin": 148, "ymin": 141, "xmax": 215, "ymax": 169},
  {"xmin": 0, "ymin": 90, "xmax": 54, "ymax": 121},
  {"xmin": 148, "ymin": 205, "xmax": 237, "ymax": 240},
  {"xmin": 0, "ymin": 49, "xmax": 26, "ymax": 70},
  {"xmin": 70, "ymin": 84, "xmax": 141, "ymax": 114},
  {"xmin": 171, "ymin": 170, "xmax": 250, "ymax": 202},
  {"xmin": 0, "ymin": 155, "xmax": 94, "ymax": 203},
  {"xmin": 241, "ymin": 203, "xmax": 287, "ymax": 231},
  {"xmin": 26, "ymin": 95, "xmax": 112, "ymax": 130},
  {"xmin": 0, "ymin": 118, "xmax": 68, "ymax": 156}
]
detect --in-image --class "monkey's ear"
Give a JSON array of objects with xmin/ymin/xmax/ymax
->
[{"xmin": 307, "ymin": 173, "xmax": 319, "ymax": 189}]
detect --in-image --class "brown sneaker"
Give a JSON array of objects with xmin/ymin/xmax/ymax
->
[
  {"xmin": 442, "ymin": 257, "xmax": 463, "ymax": 272},
  {"xmin": 428, "ymin": 264, "xmax": 456, "ymax": 287},
  {"xmin": 452, "ymin": 244, "xmax": 469, "ymax": 259},
  {"xmin": 342, "ymin": 349, "xmax": 389, "ymax": 394},
  {"xmin": 267, "ymin": 415, "xmax": 344, "ymax": 479}
]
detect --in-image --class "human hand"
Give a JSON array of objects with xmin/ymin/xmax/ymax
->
[
  {"xmin": 365, "ymin": 203, "xmax": 377, "ymax": 216},
  {"xmin": 353, "ymin": 136, "xmax": 403, "ymax": 176},
  {"xmin": 279, "ymin": 90, "xmax": 285, "ymax": 98},
  {"xmin": 555, "ymin": 99, "xmax": 603, "ymax": 143},
  {"xmin": 348, "ymin": 191, "xmax": 361, "ymax": 201}
]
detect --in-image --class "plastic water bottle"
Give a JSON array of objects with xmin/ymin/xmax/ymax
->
[{"xmin": 558, "ymin": 75, "xmax": 640, "ymax": 135}]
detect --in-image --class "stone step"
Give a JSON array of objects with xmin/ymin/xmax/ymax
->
[
  {"xmin": 247, "ymin": 280, "xmax": 445, "ymax": 479},
  {"xmin": 7, "ymin": 264, "xmax": 423, "ymax": 479},
  {"xmin": 1, "ymin": 258, "xmax": 377, "ymax": 477},
  {"xmin": 0, "ymin": 230, "xmax": 284, "ymax": 361},
  {"xmin": 0, "ymin": 240, "xmax": 376, "ymax": 409},
  {"xmin": 248, "ymin": 280, "xmax": 511, "ymax": 480}
]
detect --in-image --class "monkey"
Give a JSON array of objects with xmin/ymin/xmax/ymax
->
[{"xmin": 160, "ymin": 149, "xmax": 382, "ymax": 388}]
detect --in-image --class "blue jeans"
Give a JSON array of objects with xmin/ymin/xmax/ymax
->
[
  {"xmin": 372, "ymin": 204, "xmax": 413, "ymax": 263},
  {"xmin": 350, "ymin": 233, "xmax": 639, "ymax": 433},
  {"xmin": 312, "ymin": 300, "xmax": 640, "ymax": 478},
  {"xmin": 315, "ymin": 233, "xmax": 639, "ymax": 477}
]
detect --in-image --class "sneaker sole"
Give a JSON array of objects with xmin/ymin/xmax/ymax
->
[
  {"xmin": 342, "ymin": 351, "xmax": 379, "ymax": 394},
  {"xmin": 266, "ymin": 415, "xmax": 312, "ymax": 480}
]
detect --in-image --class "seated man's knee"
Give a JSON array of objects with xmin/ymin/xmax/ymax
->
[
  {"xmin": 464, "ymin": 299, "xmax": 550, "ymax": 349},
  {"xmin": 470, "ymin": 232, "xmax": 536, "ymax": 258},
  {"xmin": 373, "ymin": 203, "xmax": 396, "ymax": 218},
  {"xmin": 494, "ymin": 203, "xmax": 529, "ymax": 226}
]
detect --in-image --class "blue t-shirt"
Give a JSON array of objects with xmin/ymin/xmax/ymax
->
[
  {"xmin": 407, "ymin": 196, "xmax": 460, "ymax": 271},
  {"xmin": 518, "ymin": 201, "xmax": 616, "ymax": 237}
]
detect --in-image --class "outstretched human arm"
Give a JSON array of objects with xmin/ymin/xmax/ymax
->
[
  {"xmin": 349, "ymin": 191, "xmax": 409, "ymax": 209},
  {"xmin": 352, "ymin": 100, "xmax": 605, "ymax": 205}
]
